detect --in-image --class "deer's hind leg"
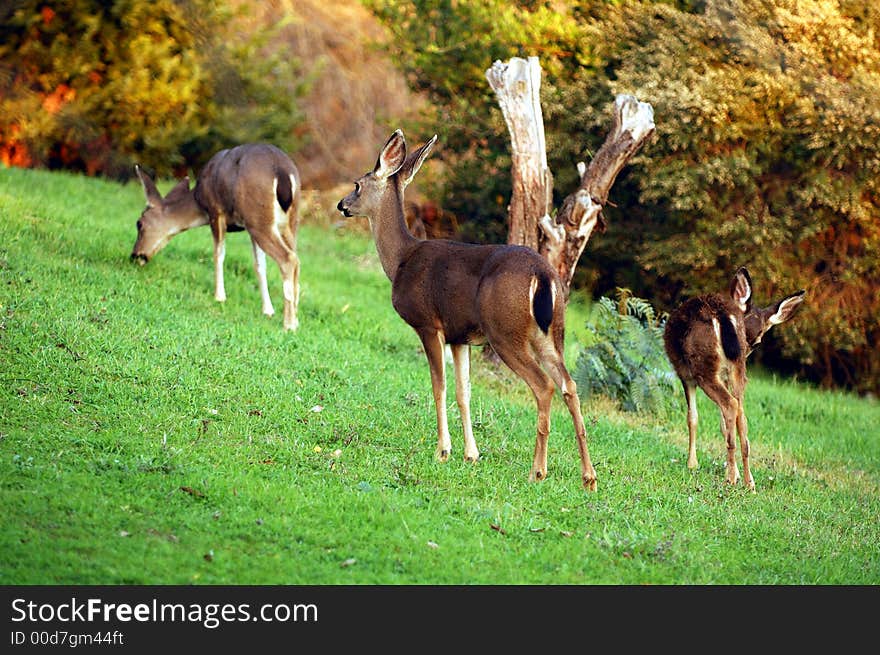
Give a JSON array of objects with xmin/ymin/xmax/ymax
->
[
  {"xmin": 250, "ymin": 237, "xmax": 275, "ymax": 317},
  {"xmin": 697, "ymin": 377, "xmax": 741, "ymax": 485},
  {"xmin": 489, "ymin": 339, "xmax": 556, "ymax": 483},
  {"xmin": 252, "ymin": 230, "xmax": 299, "ymax": 331},
  {"xmin": 735, "ymin": 396, "xmax": 754, "ymax": 491},
  {"xmin": 681, "ymin": 379, "xmax": 699, "ymax": 469},
  {"xmin": 731, "ymin": 365, "xmax": 754, "ymax": 491},
  {"xmin": 542, "ymin": 350, "xmax": 597, "ymax": 491}
]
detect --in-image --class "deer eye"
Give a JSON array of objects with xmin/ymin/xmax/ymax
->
[{"xmin": 354, "ymin": 182, "xmax": 361, "ymax": 194}]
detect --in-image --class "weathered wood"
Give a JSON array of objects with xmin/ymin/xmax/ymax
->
[
  {"xmin": 487, "ymin": 56, "xmax": 655, "ymax": 299},
  {"xmin": 486, "ymin": 56, "xmax": 552, "ymax": 252},
  {"xmin": 547, "ymin": 94, "xmax": 654, "ymax": 296}
]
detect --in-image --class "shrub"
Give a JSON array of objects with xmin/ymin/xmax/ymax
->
[{"xmin": 573, "ymin": 289, "xmax": 676, "ymax": 413}]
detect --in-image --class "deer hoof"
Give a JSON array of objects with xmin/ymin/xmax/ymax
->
[
  {"xmin": 464, "ymin": 451, "xmax": 480, "ymax": 463},
  {"xmin": 283, "ymin": 318, "xmax": 299, "ymax": 331},
  {"xmin": 582, "ymin": 472, "xmax": 598, "ymax": 492},
  {"xmin": 528, "ymin": 468, "xmax": 546, "ymax": 483},
  {"xmin": 436, "ymin": 449, "xmax": 450, "ymax": 463},
  {"xmin": 687, "ymin": 458, "xmax": 699, "ymax": 470}
]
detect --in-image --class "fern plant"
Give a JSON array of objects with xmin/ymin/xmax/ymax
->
[{"xmin": 573, "ymin": 288, "xmax": 677, "ymax": 413}]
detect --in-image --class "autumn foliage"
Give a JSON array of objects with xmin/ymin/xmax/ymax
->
[{"xmin": 0, "ymin": 0, "xmax": 307, "ymax": 179}]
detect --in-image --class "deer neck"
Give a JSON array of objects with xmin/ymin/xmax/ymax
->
[
  {"xmin": 368, "ymin": 181, "xmax": 417, "ymax": 281},
  {"xmin": 167, "ymin": 189, "xmax": 209, "ymax": 232}
]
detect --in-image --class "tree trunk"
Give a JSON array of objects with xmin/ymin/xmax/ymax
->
[
  {"xmin": 485, "ymin": 56, "xmax": 552, "ymax": 252},
  {"xmin": 486, "ymin": 57, "xmax": 655, "ymax": 299}
]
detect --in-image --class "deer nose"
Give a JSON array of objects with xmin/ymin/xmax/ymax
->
[
  {"xmin": 336, "ymin": 199, "xmax": 345, "ymax": 212},
  {"xmin": 131, "ymin": 253, "xmax": 148, "ymax": 265}
]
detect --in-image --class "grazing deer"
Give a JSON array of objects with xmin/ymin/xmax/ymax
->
[
  {"xmin": 337, "ymin": 130, "xmax": 597, "ymax": 490},
  {"xmin": 664, "ymin": 267, "xmax": 806, "ymax": 490},
  {"xmin": 131, "ymin": 143, "xmax": 302, "ymax": 330}
]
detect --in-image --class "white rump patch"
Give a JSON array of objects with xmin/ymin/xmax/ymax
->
[
  {"xmin": 272, "ymin": 174, "xmax": 296, "ymax": 229},
  {"xmin": 528, "ymin": 276, "xmax": 539, "ymax": 321}
]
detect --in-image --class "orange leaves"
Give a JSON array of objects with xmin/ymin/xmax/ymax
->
[
  {"xmin": 41, "ymin": 84, "xmax": 76, "ymax": 115},
  {"xmin": 0, "ymin": 124, "xmax": 32, "ymax": 168}
]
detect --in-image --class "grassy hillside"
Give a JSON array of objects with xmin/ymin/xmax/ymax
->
[{"xmin": 1, "ymin": 166, "xmax": 878, "ymax": 584}]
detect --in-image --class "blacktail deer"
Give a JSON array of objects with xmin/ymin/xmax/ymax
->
[
  {"xmin": 664, "ymin": 267, "xmax": 806, "ymax": 490},
  {"xmin": 131, "ymin": 143, "xmax": 302, "ymax": 330},
  {"xmin": 337, "ymin": 130, "xmax": 597, "ymax": 490}
]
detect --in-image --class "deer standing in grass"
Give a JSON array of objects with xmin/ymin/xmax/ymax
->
[
  {"xmin": 131, "ymin": 143, "xmax": 302, "ymax": 331},
  {"xmin": 337, "ymin": 130, "xmax": 597, "ymax": 490},
  {"xmin": 664, "ymin": 267, "xmax": 806, "ymax": 490}
]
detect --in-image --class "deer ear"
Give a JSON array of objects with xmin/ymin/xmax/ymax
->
[
  {"xmin": 374, "ymin": 130, "xmax": 407, "ymax": 180},
  {"xmin": 769, "ymin": 290, "xmax": 806, "ymax": 325},
  {"xmin": 164, "ymin": 175, "xmax": 192, "ymax": 201},
  {"xmin": 729, "ymin": 267, "xmax": 752, "ymax": 312},
  {"xmin": 135, "ymin": 165, "xmax": 162, "ymax": 207},
  {"xmin": 400, "ymin": 134, "xmax": 438, "ymax": 188}
]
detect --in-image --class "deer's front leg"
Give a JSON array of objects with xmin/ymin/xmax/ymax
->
[
  {"xmin": 211, "ymin": 220, "xmax": 227, "ymax": 303},
  {"xmin": 683, "ymin": 381, "xmax": 699, "ymax": 469},
  {"xmin": 450, "ymin": 344, "xmax": 479, "ymax": 462},
  {"xmin": 419, "ymin": 329, "xmax": 452, "ymax": 462}
]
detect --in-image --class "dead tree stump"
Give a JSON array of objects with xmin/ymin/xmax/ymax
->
[{"xmin": 486, "ymin": 57, "xmax": 655, "ymax": 299}]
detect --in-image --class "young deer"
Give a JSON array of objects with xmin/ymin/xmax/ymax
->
[
  {"xmin": 664, "ymin": 267, "xmax": 806, "ymax": 490},
  {"xmin": 337, "ymin": 130, "xmax": 597, "ymax": 490},
  {"xmin": 131, "ymin": 143, "xmax": 302, "ymax": 330}
]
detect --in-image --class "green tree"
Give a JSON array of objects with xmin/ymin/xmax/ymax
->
[
  {"xmin": 589, "ymin": 0, "xmax": 880, "ymax": 392},
  {"xmin": 0, "ymin": 0, "xmax": 307, "ymax": 178}
]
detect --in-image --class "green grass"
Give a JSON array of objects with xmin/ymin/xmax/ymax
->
[{"xmin": 1, "ymin": 166, "xmax": 878, "ymax": 584}]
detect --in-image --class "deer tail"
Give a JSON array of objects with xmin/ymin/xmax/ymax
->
[
  {"xmin": 275, "ymin": 169, "xmax": 294, "ymax": 213},
  {"xmin": 719, "ymin": 313, "xmax": 742, "ymax": 361},
  {"xmin": 532, "ymin": 272, "xmax": 554, "ymax": 335}
]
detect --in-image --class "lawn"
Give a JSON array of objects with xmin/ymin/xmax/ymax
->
[{"xmin": 1, "ymin": 166, "xmax": 878, "ymax": 584}]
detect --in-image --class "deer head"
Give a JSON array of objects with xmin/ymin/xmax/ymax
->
[
  {"xmin": 131, "ymin": 165, "xmax": 205, "ymax": 265},
  {"xmin": 741, "ymin": 278, "xmax": 806, "ymax": 355},
  {"xmin": 337, "ymin": 129, "xmax": 437, "ymax": 220}
]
